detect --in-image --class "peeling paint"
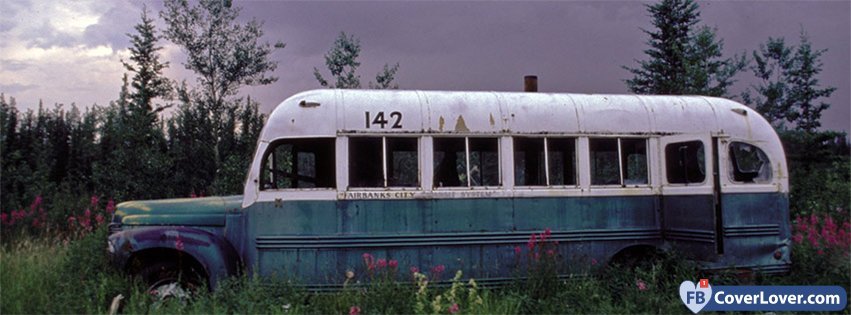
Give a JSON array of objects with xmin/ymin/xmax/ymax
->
[{"xmin": 454, "ymin": 115, "xmax": 470, "ymax": 132}]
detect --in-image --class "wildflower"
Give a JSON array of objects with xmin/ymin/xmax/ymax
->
[
  {"xmin": 514, "ymin": 246, "xmax": 522, "ymax": 256},
  {"xmin": 591, "ymin": 258, "xmax": 598, "ymax": 266},
  {"xmin": 106, "ymin": 200, "xmax": 116, "ymax": 214},
  {"xmin": 377, "ymin": 259, "xmax": 387, "ymax": 269},
  {"xmin": 817, "ymin": 249, "xmax": 825, "ymax": 256},
  {"xmin": 349, "ymin": 306, "xmax": 361, "ymax": 315},
  {"xmin": 362, "ymin": 253, "xmax": 375, "ymax": 271},
  {"xmin": 346, "ymin": 270, "xmax": 355, "ymax": 279},
  {"xmin": 448, "ymin": 303, "xmax": 460, "ymax": 314},
  {"xmin": 543, "ymin": 227, "xmax": 552, "ymax": 240},
  {"xmin": 636, "ymin": 279, "xmax": 648, "ymax": 291},
  {"xmin": 96, "ymin": 214, "xmax": 105, "ymax": 226},
  {"xmin": 546, "ymin": 249, "xmax": 555, "ymax": 257},
  {"xmin": 388, "ymin": 259, "xmax": 398, "ymax": 269},
  {"xmin": 410, "ymin": 266, "xmax": 419, "ymax": 274},
  {"xmin": 175, "ymin": 235, "xmax": 185, "ymax": 251},
  {"xmin": 528, "ymin": 233, "xmax": 536, "ymax": 250},
  {"xmin": 90, "ymin": 195, "xmax": 99, "ymax": 208},
  {"xmin": 1, "ymin": 213, "xmax": 8, "ymax": 225},
  {"xmin": 432, "ymin": 264, "xmax": 445, "ymax": 274}
]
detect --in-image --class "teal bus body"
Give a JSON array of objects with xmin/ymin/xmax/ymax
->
[{"xmin": 107, "ymin": 90, "xmax": 791, "ymax": 290}]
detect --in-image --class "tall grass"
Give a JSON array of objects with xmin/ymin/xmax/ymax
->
[{"xmin": 2, "ymin": 215, "xmax": 849, "ymax": 314}]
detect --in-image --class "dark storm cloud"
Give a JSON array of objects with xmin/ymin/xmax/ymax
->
[{"xmin": 235, "ymin": 1, "xmax": 848, "ymax": 132}]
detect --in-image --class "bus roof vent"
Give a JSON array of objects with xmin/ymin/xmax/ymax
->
[
  {"xmin": 299, "ymin": 100, "xmax": 321, "ymax": 108},
  {"xmin": 524, "ymin": 75, "xmax": 538, "ymax": 92}
]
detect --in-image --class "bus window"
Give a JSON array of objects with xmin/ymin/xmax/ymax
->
[
  {"xmin": 387, "ymin": 138, "xmax": 419, "ymax": 187},
  {"xmin": 350, "ymin": 137, "xmax": 419, "ymax": 188},
  {"xmin": 729, "ymin": 142, "xmax": 771, "ymax": 184},
  {"xmin": 434, "ymin": 137, "xmax": 499, "ymax": 187},
  {"xmin": 548, "ymin": 138, "xmax": 577, "ymax": 186},
  {"xmin": 590, "ymin": 139, "xmax": 620, "ymax": 185},
  {"xmin": 622, "ymin": 138, "xmax": 648, "ymax": 185},
  {"xmin": 514, "ymin": 137, "xmax": 577, "ymax": 186},
  {"xmin": 260, "ymin": 138, "xmax": 336, "ymax": 190},
  {"xmin": 590, "ymin": 138, "xmax": 648, "ymax": 186},
  {"xmin": 469, "ymin": 138, "xmax": 500, "ymax": 186},
  {"xmin": 514, "ymin": 138, "xmax": 545, "ymax": 186},
  {"xmin": 665, "ymin": 141, "xmax": 705, "ymax": 184}
]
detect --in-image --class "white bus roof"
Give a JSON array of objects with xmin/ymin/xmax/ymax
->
[{"xmin": 260, "ymin": 89, "xmax": 777, "ymax": 143}]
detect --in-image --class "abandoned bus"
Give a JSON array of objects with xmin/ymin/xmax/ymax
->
[{"xmin": 108, "ymin": 89, "xmax": 790, "ymax": 290}]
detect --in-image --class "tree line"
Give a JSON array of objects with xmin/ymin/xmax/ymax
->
[{"xmin": 1, "ymin": 0, "xmax": 846, "ymax": 219}]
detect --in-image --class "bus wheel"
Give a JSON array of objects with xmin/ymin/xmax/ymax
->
[
  {"xmin": 140, "ymin": 261, "xmax": 204, "ymax": 302},
  {"xmin": 609, "ymin": 246, "xmax": 662, "ymax": 270}
]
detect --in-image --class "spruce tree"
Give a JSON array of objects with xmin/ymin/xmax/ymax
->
[
  {"xmin": 743, "ymin": 32, "xmax": 835, "ymax": 131},
  {"xmin": 624, "ymin": 0, "xmax": 744, "ymax": 97}
]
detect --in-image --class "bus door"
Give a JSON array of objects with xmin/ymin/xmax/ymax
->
[{"xmin": 659, "ymin": 135, "xmax": 720, "ymax": 261}]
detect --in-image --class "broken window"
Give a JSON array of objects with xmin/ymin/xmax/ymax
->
[
  {"xmin": 729, "ymin": 142, "xmax": 771, "ymax": 183},
  {"xmin": 514, "ymin": 137, "xmax": 577, "ymax": 186},
  {"xmin": 590, "ymin": 138, "xmax": 648, "ymax": 186},
  {"xmin": 665, "ymin": 140, "xmax": 706, "ymax": 184},
  {"xmin": 349, "ymin": 137, "xmax": 419, "ymax": 188},
  {"xmin": 260, "ymin": 138, "xmax": 336, "ymax": 190},
  {"xmin": 434, "ymin": 137, "xmax": 499, "ymax": 187}
]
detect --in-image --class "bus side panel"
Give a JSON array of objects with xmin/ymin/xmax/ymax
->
[
  {"xmin": 716, "ymin": 192, "xmax": 791, "ymax": 273},
  {"xmin": 249, "ymin": 196, "xmax": 662, "ymax": 286},
  {"xmin": 661, "ymin": 194, "xmax": 717, "ymax": 261}
]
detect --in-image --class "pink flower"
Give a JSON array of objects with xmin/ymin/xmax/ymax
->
[
  {"xmin": 362, "ymin": 253, "xmax": 375, "ymax": 271},
  {"xmin": 432, "ymin": 264, "xmax": 445, "ymax": 273},
  {"xmin": 388, "ymin": 259, "xmax": 398, "ymax": 269},
  {"xmin": 817, "ymin": 249, "xmax": 825, "ymax": 256},
  {"xmin": 448, "ymin": 303, "xmax": 460, "ymax": 314},
  {"xmin": 591, "ymin": 258, "xmax": 598, "ymax": 266},
  {"xmin": 543, "ymin": 228, "xmax": 552, "ymax": 240},
  {"xmin": 1, "ymin": 213, "xmax": 8, "ymax": 225},
  {"xmin": 546, "ymin": 249, "xmax": 555, "ymax": 257},
  {"xmin": 30, "ymin": 195, "xmax": 43, "ymax": 212},
  {"xmin": 636, "ymin": 279, "xmax": 648, "ymax": 291},
  {"xmin": 410, "ymin": 266, "xmax": 419, "ymax": 274},
  {"xmin": 514, "ymin": 246, "xmax": 522, "ymax": 256},
  {"xmin": 528, "ymin": 233, "xmax": 536, "ymax": 250},
  {"xmin": 377, "ymin": 259, "xmax": 387, "ymax": 269},
  {"xmin": 106, "ymin": 200, "xmax": 116, "ymax": 214},
  {"xmin": 95, "ymin": 214, "xmax": 105, "ymax": 225},
  {"xmin": 349, "ymin": 306, "xmax": 361, "ymax": 315},
  {"xmin": 90, "ymin": 195, "xmax": 99, "ymax": 208}
]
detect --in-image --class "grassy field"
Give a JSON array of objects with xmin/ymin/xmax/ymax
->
[{"xmin": 2, "ymin": 222, "xmax": 848, "ymax": 314}]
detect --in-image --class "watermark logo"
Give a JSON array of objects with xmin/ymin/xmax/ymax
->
[
  {"xmin": 679, "ymin": 280, "xmax": 847, "ymax": 313},
  {"xmin": 679, "ymin": 279, "xmax": 712, "ymax": 314}
]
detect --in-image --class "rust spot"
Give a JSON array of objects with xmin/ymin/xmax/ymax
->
[
  {"xmin": 438, "ymin": 116, "xmax": 445, "ymax": 132},
  {"xmin": 454, "ymin": 115, "xmax": 470, "ymax": 133}
]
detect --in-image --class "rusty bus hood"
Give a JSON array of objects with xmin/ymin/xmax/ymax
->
[{"xmin": 113, "ymin": 195, "xmax": 243, "ymax": 227}]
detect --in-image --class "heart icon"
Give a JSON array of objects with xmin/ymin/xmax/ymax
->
[{"xmin": 679, "ymin": 281, "xmax": 712, "ymax": 314}]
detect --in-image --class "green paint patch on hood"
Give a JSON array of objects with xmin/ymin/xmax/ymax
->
[{"xmin": 114, "ymin": 195, "xmax": 243, "ymax": 227}]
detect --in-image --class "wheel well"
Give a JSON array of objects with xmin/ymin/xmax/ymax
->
[
  {"xmin": 609, "ymin": 245, "xmax": 663, "ymax": 266},
  {"xmin": 126, "ymin": 248, "xmax": 209, "ymax": 283}
]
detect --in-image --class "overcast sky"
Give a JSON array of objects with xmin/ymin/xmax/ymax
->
[{"xmin": 1, "ymin": 0, "xmax": 848, "ymax": 132}]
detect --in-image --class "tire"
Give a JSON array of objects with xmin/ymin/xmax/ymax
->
[{"xmin": 139, "ymin": 261, "xmax": 204, "ymax": 301}]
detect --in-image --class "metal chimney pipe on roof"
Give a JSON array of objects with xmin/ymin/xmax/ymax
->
[{"xmin": 524, "ymin": 75, "xmax": 538, "ymax": 92}]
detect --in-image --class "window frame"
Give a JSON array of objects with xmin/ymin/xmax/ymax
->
[
  {"xmin": 727, "ymin": 141, "xmax": 772, "ymax": 184},
  {"xmin": 589, "ymin": 137, "xmax": 650, "ymax": 187},
  {"xmin": 348, "ymin": 136, "xmax": 421, "ymax": 189},
  {"xmin": 513, "ymin": 136, "xmax": 578, "ymax": 187},
  {"xmin": 259, "ymin": 137, "xmax": 337, "ymax": 191},
  {"xmin": 433, "ymin": 136, "xmax": 502, "ymax": 189},
  {"xmin": 663, "ymin": 140, "xmax": 708, "ymax": 186}
]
